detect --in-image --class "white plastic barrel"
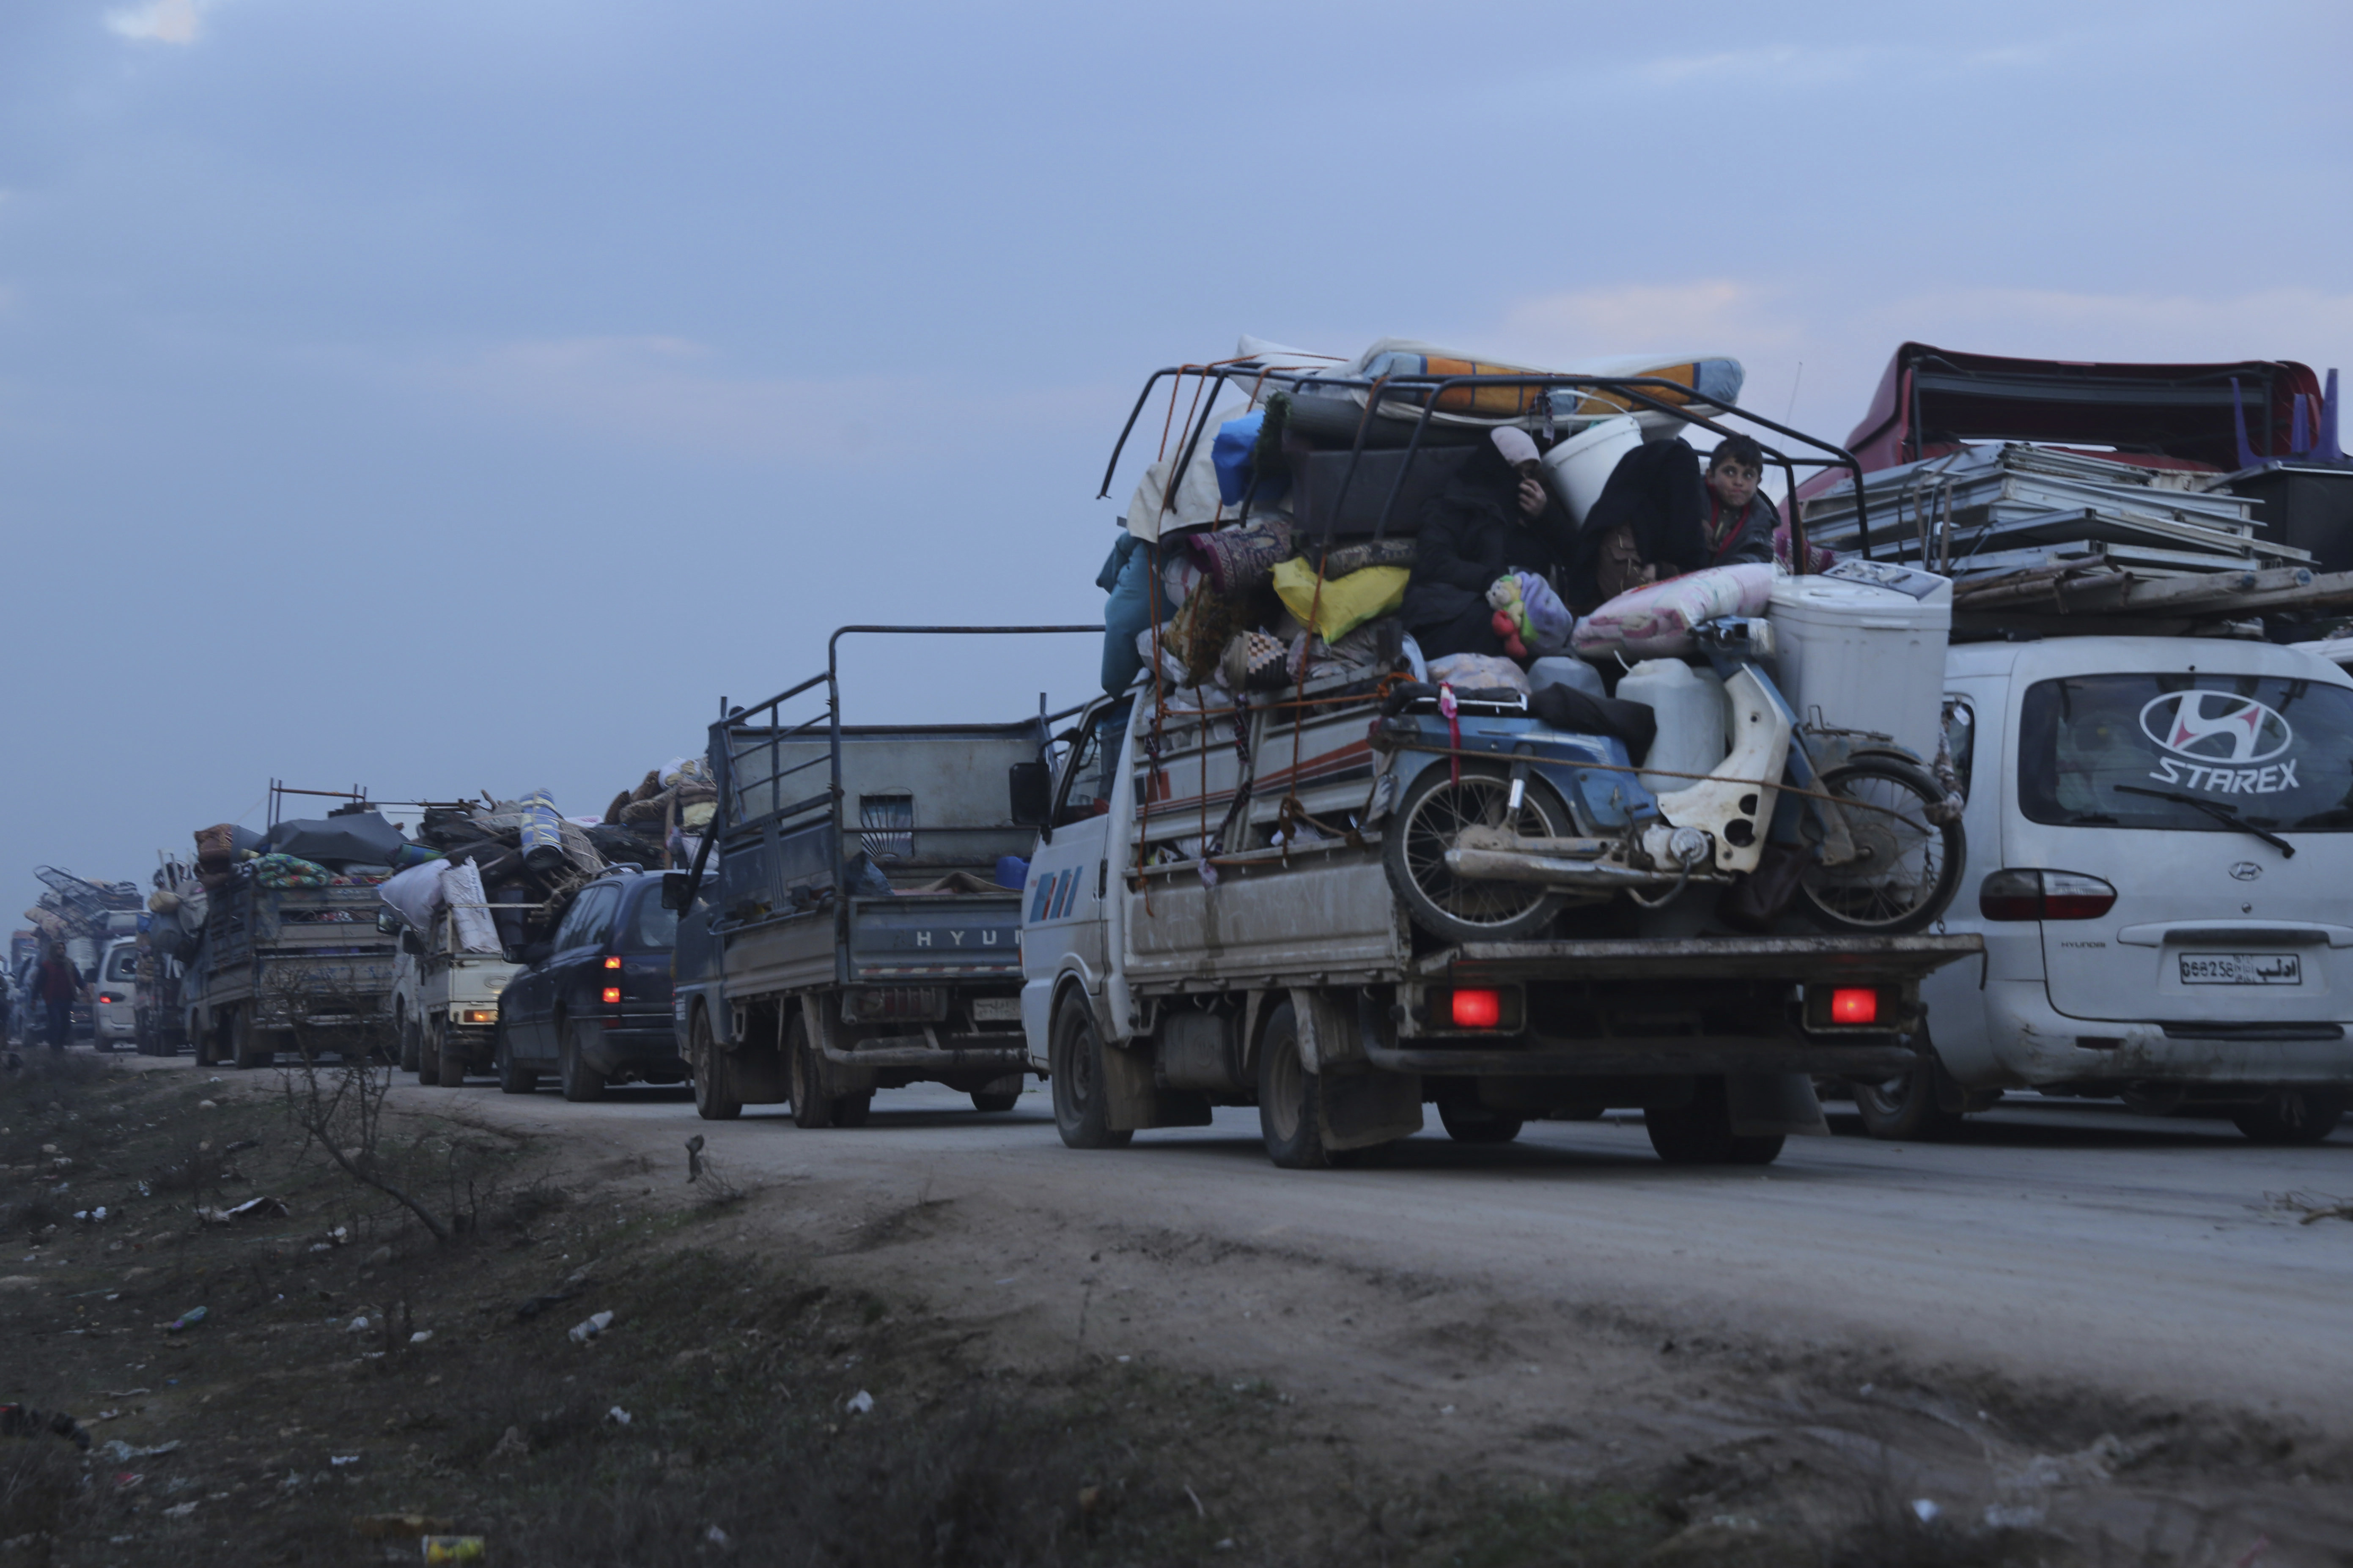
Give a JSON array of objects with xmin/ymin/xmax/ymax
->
[
  {"xmin": 1540, "ymin": 416, "xmax": 1642, "ymax": 526},
  {"xmin": 1766, "ymin": 562, "xmax": 1953, "ymax": 761},
  {"xmin": 1617, "ymin": 659, "xmax": 1729, "ymax": 795}
]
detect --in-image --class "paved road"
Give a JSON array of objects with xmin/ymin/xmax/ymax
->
[{"xmin": 407, "ymin": 1072, "xmax": 2353, "ymax": 1436}]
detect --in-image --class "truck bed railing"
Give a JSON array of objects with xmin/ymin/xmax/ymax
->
[{"xmin": 686, "ymin": 625, "xmax": 1102, "ymax": 918}]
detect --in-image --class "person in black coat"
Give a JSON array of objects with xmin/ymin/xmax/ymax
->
[{"xmin": 1400, "ymin": 428, "xmax": 1574, "ymax": 659}]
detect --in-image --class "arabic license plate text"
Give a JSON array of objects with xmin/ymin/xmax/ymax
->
[{"xmin": 2178, "ymin": 953, "xmax": 2302, "ymax": 986}]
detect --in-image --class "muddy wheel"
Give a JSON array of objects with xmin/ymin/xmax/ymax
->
[
  {"xmin": 496, "ymin": 1023, "xmax": 537, "ymax": 1095},
  {"xmin": 970, "ymin": 1074, "xmax": 1024, "ymax": 1114},
  {"xmin": 194, "ymin": 1015, "xmax": 219, "ymax": 1067},
  {"xmin": 2232, "ymin": 1088, "xmax": 2348, "ymax": 1145},
  {"xmin": 1852, "ymin": 1044, "xmax": 1960, "ymax": 1141},
  {"xmin": 1257, "ymin": 999, "xmax": 1336, "ymax": 1170},
  {"xmin": 788, "ymin": 1013, "xmax": 834, "ymax": 1128},
  {"xmin": 398, "ymin": 1011, "xmax": 421, "ymax": 1076},
  {"xmin": 1049, "ymin": 1000, "xmax": 1129, "ymax": 1150},
  {"xmin": 1795, "ymin": 759, "xmax": 1962, "ymax": 936},
  {"xmin": 427, "ymin": 1020, "xmax": 467, "ymax": 1089},
  {"xmin": 232, "ymin": 1010, "xmax": 273, "ymax": 1071},
  {"xmin": 1437, "ymin": 1096, "xmax": 1524, "ymax": 1145},
  {"xmin": 559, "ymin": 1021, "xmax": 607, "ymax": 1103},
  {"xmin": 690, "ymin": 1007, "xmax": 741, "ymax": 1121},
  {"xmin": 1645, "ymin": 1077, "xmax": 1785, "ymax": 1166},
  {"xmin": 1382, "ymin": 762, "xmax": 1571, "ymax": 945}
]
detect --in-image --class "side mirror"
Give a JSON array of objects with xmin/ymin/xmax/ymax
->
[
  {"xmin": 1008, "ymin": 760, "xmax": 1053, "ymax": 828},
  {"xmin": 660, "ymin": 872, "xmax": 695, "ymax": 912}
]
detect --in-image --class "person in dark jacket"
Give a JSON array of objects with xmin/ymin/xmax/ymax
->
[
  {"xmin": 30, "ymin": 942, "xmax": 80, "ymax": 1053},
  {"xmin": 1565, "ymin": 436, "xmax": 1710, "ymax": 609},
  {"xmin": 1699, "ymin": 435, "xmax": 1777, "ymax": 568},
  {"xmin": 1401, "ymin": 428, "xmax": 1574, "ymax": 659}
]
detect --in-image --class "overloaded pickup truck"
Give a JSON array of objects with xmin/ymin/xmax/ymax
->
[{"xmin": 1020, "ymin": 359, "xmax": 1984, "ymax": 1168}]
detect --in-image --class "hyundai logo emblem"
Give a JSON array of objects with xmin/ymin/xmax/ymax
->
[
  {"xmin": 2139, "ymin": 691, "xmax": 2293, "ymax": 765},
  {"xmin": 2228, "ymin": 861, "xmax": 2263, "ymax": 881}
]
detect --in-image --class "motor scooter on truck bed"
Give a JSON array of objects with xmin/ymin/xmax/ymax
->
[{"xmin": 1021, "ymin": 359, "xmax": 1984, "ymax": 1168}]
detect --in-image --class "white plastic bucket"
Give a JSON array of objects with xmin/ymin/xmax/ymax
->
[{"xmin": 1540, "ymin": 416, "xmax": 1642, "ymax": 526}]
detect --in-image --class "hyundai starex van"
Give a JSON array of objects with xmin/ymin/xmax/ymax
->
[{"xmin": 1862, "ymin": 635, "xmax": 2353, "ymax": 1143}]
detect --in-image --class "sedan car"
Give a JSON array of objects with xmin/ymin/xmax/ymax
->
[{"xmin": 493, "ymin": 869, "xmax": 686, "ymax": 1101}]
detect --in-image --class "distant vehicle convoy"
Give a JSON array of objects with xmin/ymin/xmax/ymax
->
[{"xmin": 55, "ymin": 336, "xmax": 2353, "ymax": 1165}]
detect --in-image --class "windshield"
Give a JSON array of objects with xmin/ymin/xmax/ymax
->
[
  {"xmin": 629, "ymin": 894, "xmax": 678, "ymax": 951},
  {"xmin": 2019, "ymin": 673, "xmax": 2353, "ymax": 833}
]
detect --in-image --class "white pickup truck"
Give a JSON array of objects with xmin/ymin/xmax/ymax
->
[
  {"xmin": 1862, "ymin": 634, "xmax": 2353, "ymax": 1142},
  {"xmin": 1019, "ymin": 679, "xmax": 1983, "ymax": 1168},
  {"xmin": 386, "ymin": 898, "xmax": 529, "ymax": 1087}
]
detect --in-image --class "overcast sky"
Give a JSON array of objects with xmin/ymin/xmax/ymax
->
[{"xmin": 5, "ymin": 0, "xmax": 2350, "ymax": 908}]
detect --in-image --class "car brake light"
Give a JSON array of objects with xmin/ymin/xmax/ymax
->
[
  {"xmin": 1451, "ymin": 989, "xmax": 1502, "ymax": 1028},
  {"xmin": 604, "ymin": 955, "xmax": 622, "ymax": 969},
  {"xmin": 1978, "ymin": 869, "xmax": 2117, "ymax": 921},
  {"xmin": 602, "ymin": 987, "xmax": 622, "ymax": 1005},
  {"xmin": 1829, "ymin": 988, "xmax": 1878, "ymax": 1025},
  {"xmin": 98, "ymin": 993, "xmax": 118, "ymax": 1005}
]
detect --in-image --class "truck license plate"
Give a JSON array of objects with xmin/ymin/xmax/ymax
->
[
  {"xmin": 2179, "ymin": 953, "xmax": 2301, "ymax": 986},
  {"xmin": 969, "ymin": 998, "xmax": 1022, "ymax": 1022}
]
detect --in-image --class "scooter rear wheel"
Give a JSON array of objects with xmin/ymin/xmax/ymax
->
[{"xmin": 1793, "ymin": 758, "xmax": 1961, "ymax": 935}]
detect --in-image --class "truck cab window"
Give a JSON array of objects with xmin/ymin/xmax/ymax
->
[
  {"xmin": 1055, "ymin": 704, "xmax": 1128, "ymax": 828},
  {"xmin": 859, "ymin": 792, "xmax": 914, "ymax": 862}
]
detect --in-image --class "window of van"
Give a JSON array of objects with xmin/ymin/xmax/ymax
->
[{"xmin": 2018, "ymin": 674, "xmax": 2353, "ymax": 833}]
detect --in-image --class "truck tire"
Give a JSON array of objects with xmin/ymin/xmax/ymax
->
[
  {"xmin": 193, "ymin": 1017, "xmax": 217, "ymax": 1067},
  {"xmin": 233, "ymin": 1011, "xmax": 274, "ymax": 1071},
  {"xmin": 1257, "ymin": 999, "xmax": 1337, "ymax": 1170},
  {"xmin": 1645, "ymin": 1076, "xmax": 1784, "ymax": 1166},
  {"xmin": 1437, "ymin": 1096, "xmax": 1524, "ymax": 1145},
  {"xmin": 560, "ymin": 1022, "xmax": 607, "ymax": 1103},
  {"xmin": 788, "ymin": 1013, "xmax": 833, "ymax": 1128},
  {"xmin": 690, "ymin": 1008, "xmax": 741, "ymax": 1121},
  {"xmin": 2232, "ymin": 1088, "xmax": 2348, "ymax": 1145},
  {"xmin": 1382, "ymin": 762, "xmax": 1571, "ymax": 945},
  {"xmin": 398, "ymin": 1010, "xmax": 421, "ymax": 1076},
  {"xmin": 426, "ymin": 1020, "xmax": 466, "ymax": 1088},
  {"xmin": 970, "ymin": 1075, "xmax": 1024, "ymax": 1114},
  {"xmin": 496, "ymin": 1024, "xmax": 537, "ymax": 1095},
  {"xmin": 1049, "ymin": 1001, "xmax": 1130, "ymax": 1150},
  {"xmin": 1852, "ymin": 1045, "xmax": 1960, "ymax": 1141},
  {"xmin": 1794, "ymin": 758, "xmax": 1963, "ymax": 936}
]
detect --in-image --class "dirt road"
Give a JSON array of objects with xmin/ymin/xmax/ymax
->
[{"xmin": 189, "ymin": 1059, "xmax": 2353, "ymax": 1555}]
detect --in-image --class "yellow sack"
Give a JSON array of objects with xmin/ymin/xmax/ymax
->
[{"xmin": 1270, "ymin": 559, "xmax": 1409, "ymax": 643}]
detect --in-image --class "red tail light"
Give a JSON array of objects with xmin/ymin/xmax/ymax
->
[
  {"xmin": 1451, "ymin": 989, "xmax": 1502, "ymax": 1028},
  {"xmin": 1829, "ymin": 988, "xmax": 1879, "ymax": 1025},
  {"xmin": 98, "ymin": 993, "xmax": 118, "ymax": 1005},
  {"xmin": 602, "ymin": 987, "xmax": 622, "ymax": 1005},
  {"xmin": 604, "ymin": 955, "xmax": 622, "ymax": 969},
  {"xmin": 1979, "ymin": 869, "xmax": 2117, "ymax": 922}
]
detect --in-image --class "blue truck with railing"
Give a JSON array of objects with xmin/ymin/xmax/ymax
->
[{"xmin": 667, "ymin": 625, "xmax": 1094, "ymax": 1125}]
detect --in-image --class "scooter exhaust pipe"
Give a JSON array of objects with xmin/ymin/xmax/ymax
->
[{"xmin": 1442, "ymin": 847, "xmax": 1687, "ymax": 890}]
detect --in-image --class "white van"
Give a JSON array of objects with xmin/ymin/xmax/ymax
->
[
  {"xmin": 92, "ymin": 936, "xmax": 141, "ymax": 1052},
  {"xmin": 1862, "ymin": 635, "xmax": 2353, "ymax": 1144}
]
